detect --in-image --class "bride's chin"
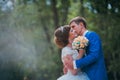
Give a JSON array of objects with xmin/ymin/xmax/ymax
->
[{"xmin": 74, "ymin": 35, "xmax": 78, "ymax": 38}]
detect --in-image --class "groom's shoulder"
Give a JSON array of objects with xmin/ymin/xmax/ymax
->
[
  {"xmin": 87, "ymin": 31, "xmax": 98, "ymax": 36},
  {"xmin": 87, "ymin": 31, "xmax": 100, "ymax": 39},
  {"xmin": 87, "ymin": 30, "xmax": 97, "ymax": 34}
]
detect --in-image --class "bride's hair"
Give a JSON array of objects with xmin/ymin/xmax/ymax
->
[{"xmin": 54, "ymin": 25, "xmax": 70, "ymax": 48}]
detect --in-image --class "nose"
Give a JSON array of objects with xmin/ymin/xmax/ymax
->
[
  {"xmin": 72, "ymin": 30, "xmax": 76, "ymax": 34},
  {"xmin": 70, "ymin": 29, "xmax": 77, "ymax": 34},
  {"xmin": 71, "ymin": 30, "xmax": 77, "ymax": 37}
]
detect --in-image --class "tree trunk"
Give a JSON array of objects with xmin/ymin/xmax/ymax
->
[
  {"xmin": 80, "ymin": 0, "xmax": 84, "ymax": 17},
  {"xmin": 61, "ymin": 0, "xmax": 70, "ymax": 25},
  {"xmin": 40, "ymin": 17, "xmax": 54, "ymax": 53},
  {"xmin": 51, "ymin": 0, "xmax": 59, "ymax": 29}
]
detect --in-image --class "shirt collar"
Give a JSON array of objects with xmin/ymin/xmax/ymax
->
[{"xmin": 83, "ymin": 30, "xmax": 88, "ymax": 36}]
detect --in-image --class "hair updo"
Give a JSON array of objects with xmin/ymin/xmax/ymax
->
[{"xmin": 54, "ymin": 25, "xmax": 70, "ymax": 48}]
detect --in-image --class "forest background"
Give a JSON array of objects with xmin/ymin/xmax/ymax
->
[{"xmin": 0, "ymin": 0, "xmax": 120, "ymax": 80}]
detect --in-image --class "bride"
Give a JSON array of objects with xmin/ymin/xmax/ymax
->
[{"xmin": 54, "ymin": 25, "xmax": 90, "ymax": 80}]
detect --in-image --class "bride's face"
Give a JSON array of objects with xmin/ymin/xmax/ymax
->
[{"xmin": 69, "ymin": 29, "xmax": 78, "ymax": 42}]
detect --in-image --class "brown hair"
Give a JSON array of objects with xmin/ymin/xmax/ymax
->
[
  {"xmin": 69, "ymin": 16, "xmax": 87, "ymax": 28},
  {"xmin": 54, "ymin": 25, "xmax": 70, "ymax": 48}
]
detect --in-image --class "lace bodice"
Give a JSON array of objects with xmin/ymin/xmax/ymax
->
[
  {"xmin": 61, "ymin": 46, "xmax": 79, "ymax": 74},
  {"xmin": 61, "ymin": 46, "xmax": 79, "ymax": 62},
  {"xmin": 58, "ymin": 47, "xmax": 90, "ymax": 80}
]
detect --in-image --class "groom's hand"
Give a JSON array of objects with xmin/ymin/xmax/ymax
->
[
  {"xmin": 63, "ymin": 66, "xmax": 68, "ymax": 74},
  {"xmin": 64, "ymin": 54, "xmax": 74, "ymax": 70}
]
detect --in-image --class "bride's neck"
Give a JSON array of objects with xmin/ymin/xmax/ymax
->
[{"xmin": 67, "ymin": 43, "xmax": 72, "ymax": 48}]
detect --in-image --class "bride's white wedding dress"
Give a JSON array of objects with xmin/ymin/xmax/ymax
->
[{"xmin": 57, "ymin": 46, "xmax": 90, "ymax": 80}]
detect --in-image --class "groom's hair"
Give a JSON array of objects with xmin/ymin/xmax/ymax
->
[
  {"xmin": 69, "ymin": 16, "xmax": 87, "ymax": 28},
  {"xmin": 54, "ymin": 25, "xmax": 70, "ymax": 48}
]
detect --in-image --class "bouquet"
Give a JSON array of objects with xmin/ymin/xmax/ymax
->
[{"xmin": 72, "ymin": 36, "xmax": 89, "ymax": 50}]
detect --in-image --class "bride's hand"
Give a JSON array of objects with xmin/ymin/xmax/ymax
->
[
  {"xmin": 63, "ymin": 66, "xmax": 68, "ymax": 74},
  {"xmin": 64, "ymin": 55, "xmax": 74, "ymax": 70}
]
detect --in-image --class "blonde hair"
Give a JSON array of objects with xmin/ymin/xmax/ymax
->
[{"xmin": 69, "ymin": 16, "xmax": 87, "ymax": 28}]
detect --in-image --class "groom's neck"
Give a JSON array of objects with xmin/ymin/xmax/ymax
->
[{"xmin": 80, "ymin": 28, "xmax": 87, "ymax": 36}]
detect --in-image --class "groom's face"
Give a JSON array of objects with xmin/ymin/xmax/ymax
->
[{"xmin": 70, "ymin": 22, "xmax": 82, "ymax": 35}]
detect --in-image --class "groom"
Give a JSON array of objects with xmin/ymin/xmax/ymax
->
[{"xmin": 64, "ymin": 16, "xmax": 108, "ymax": 80}]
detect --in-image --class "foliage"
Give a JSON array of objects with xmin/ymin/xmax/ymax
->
[{"xmin": 0, "ymin": 0, "xmax": 120, "ymax": 80}]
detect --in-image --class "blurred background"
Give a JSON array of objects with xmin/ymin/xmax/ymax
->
[{"xmin": 0, "ymin": 0, "xmax": 120, "ymax": 80}]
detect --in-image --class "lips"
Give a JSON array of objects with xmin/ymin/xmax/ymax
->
[{"xmin": 74, "ymin": 34, "xmax": 78, "ymax": 38}]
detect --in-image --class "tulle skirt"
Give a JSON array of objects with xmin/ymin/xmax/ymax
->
[{"xmin": 57, "ymin": 72, "xmax": 90, "ymax": 80}]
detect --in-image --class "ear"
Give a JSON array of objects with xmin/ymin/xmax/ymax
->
[{"xmin": 79, "ymin": 22, "xmax": 84, "ymax": 26}]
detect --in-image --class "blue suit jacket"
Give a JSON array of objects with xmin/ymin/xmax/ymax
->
[{"xmin": 75, "ymin": 31, "xmax": 108, "ymax": 80}]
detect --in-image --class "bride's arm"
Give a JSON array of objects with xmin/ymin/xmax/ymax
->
[
  {"xmin": 77, "ymin": 49, "xmax": 85, "ymax": 59},
  {"xmin": 70, "ymin": 49, "xmax": 85, "ymax": 75},
  {"xmin": 63, "ymin": 56, "xmax": 79, "ymax": 75},
  {"xmin": 70, "ymin": 69, "xmax": 79, "ymax": 75},
  {"xmin": 63, "ymin": 64, "xmax": 68, "ymax": 74},
  {"xmin": 63, "ymin": 61, "xmax": 79, "ymax": 75}
]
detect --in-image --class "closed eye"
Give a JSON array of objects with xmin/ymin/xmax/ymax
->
[{"xmin": 71, "ymin": 26, "xmax": 75, "ymax": 28}]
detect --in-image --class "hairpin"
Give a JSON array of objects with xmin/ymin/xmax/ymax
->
[{"xmin": 60, "ymin": 26, "xmax": 64, "ymax": 32}]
